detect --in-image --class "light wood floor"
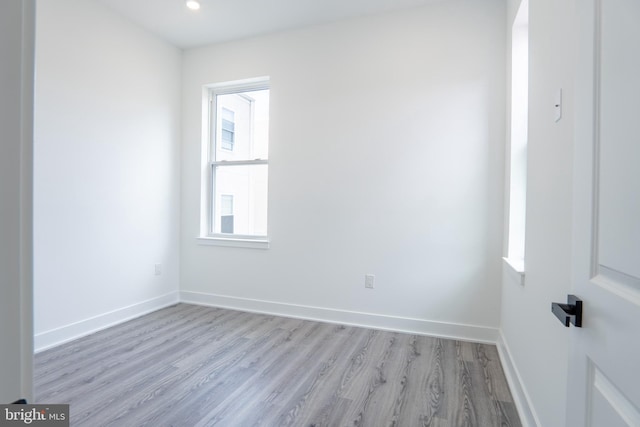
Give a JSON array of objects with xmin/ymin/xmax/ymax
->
[{"xmin": 35, "ymin": 304, "xmax": 521, "ymax": 426}]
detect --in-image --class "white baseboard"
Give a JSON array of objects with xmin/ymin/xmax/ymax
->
[
  {"xmin": 180, "ymin": 290, "xmax": 499, "ymax": 344},
  {"xmin": 34, "ymin": 291, "xmax": 180, "ymax": 353},
  {"xmin": 496, "ymin": 331, "xmax": 540, "ymax": 427}
]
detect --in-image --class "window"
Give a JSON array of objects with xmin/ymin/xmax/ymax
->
[
  {"xmin": 220, "ymin": 195, "xmax": 234, "ymax": 234},
  {"xmin": 221, "ymin": 108, "xmax": 235, "ymax": 151},
  {"xmin": 200, "ymin": 77, "xmax": 270, "ymax": 248},
  {"xmin": 504, "ymin": 0, "xmax": 528, "ymax": 282}
]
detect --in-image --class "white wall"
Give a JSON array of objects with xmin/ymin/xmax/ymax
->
[
  {"xmin": 181, "ymin": 0, "xmax": 506, "ymax": 340},
  {"xmin": 0, "ymin": 0, "xmax": 35, "ymax": 403},
  {"xmin": 500, "ymin": 0, "xmax": 576, "ymax": 425},
  {"xmin": 34, "ymin": 0, "xmax": 182, "ymax": 350}
]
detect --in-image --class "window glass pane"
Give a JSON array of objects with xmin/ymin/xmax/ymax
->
[
  {"xmin": 213, "ymin": 164, "xmax": 268, "ymax": 236},
  {"xmin": 215, "ymin": 89, "xmax": 269, "ymax": 161},
  {"xmin": 507, "ymin": 1, "xmax": 528, "ymax": 263}
]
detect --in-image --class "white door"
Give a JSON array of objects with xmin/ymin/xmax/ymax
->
[{"xmin": 568, "ymin": 0, "xmax": 640, "ymax": 425}]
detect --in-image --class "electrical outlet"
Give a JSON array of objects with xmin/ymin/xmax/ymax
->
[
  {"xmin": 365, "ymin": 274, "xmax": 375, "ymax": 289},
  {"xmin": 154, "ymin": 264, "xmax": 162, "ymax": 276}
]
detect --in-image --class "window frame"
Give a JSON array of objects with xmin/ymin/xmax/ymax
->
[{"xmin": 198, "ymin": 77, "xmax": 270, "ymax": 249}]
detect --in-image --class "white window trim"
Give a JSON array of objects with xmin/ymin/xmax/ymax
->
[
  {"xmin": 198, "ymin": 76, "xmax": 270, "ymax": 248},
  {"xmin": 197, "ymin": 236, "xmax": 269, "ymax": 250},
  {"xmin": 503, "ymin": 256, "xmax": 525, "ymax": 286}
]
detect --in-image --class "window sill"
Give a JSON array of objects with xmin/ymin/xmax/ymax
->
[
  {"xmin": 197, "ymin": 236, "xmax": 269, "ymax": 250},
  {"xmin": 503, "ymin": 257, "xmax": 525, "ymax": 286}
]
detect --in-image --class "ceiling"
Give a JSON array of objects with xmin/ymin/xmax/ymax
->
[{"xmin": 95, "ymin": 0, "xmax": 440, "ymax": 49}]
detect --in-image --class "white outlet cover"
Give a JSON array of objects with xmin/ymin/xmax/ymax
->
[{"xmin": 365, "ymin": 274, "xmax": 375, "ymax": 288}]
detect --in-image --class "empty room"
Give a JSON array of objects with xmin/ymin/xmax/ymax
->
[{"xmin": 1, "ymin": 0, "xmax": 638, "ymax": 426}]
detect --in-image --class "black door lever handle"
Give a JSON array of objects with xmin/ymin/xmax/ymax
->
[{"xmin": 551, "ymin": 295, "xmax": 582, "ymax": 327}]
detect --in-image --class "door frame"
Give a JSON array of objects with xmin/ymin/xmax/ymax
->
[{"xmin": 0, "ymin": 0, "xmax": 36, "ymax": 404}]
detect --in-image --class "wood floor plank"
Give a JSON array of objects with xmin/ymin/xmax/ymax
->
[
  {"xmin": 422, "ymin": 337, "xmax": 447, "ymax": 425},
  {"xmin": 34, "ymin": 304, "xmax": 522, "ymax": 427},
  {"xmin": 354, "ymin": 332, "xmax": 416, "ymax": 426},
  {"xmin": 313, "ymin": 331, "xmax": 405, "ymax": 426}
]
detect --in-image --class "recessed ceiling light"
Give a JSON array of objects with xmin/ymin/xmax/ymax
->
[{"xmin": 186, "ymin": 0, "xmax": 201, "ymax": 11}]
